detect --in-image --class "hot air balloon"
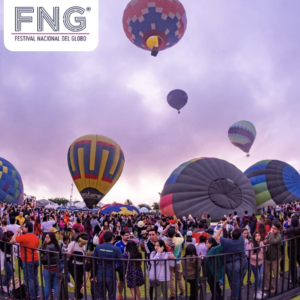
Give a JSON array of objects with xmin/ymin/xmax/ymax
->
[
  {"xmin": 167, "ymin": 89, "xmax": 188, "ymax": 114},
  {"xmin": 67, "ymin": 135, "xmax": 125, "ymax": 208},
  {"xmin": 0, "ymin": 158, "xmax": 24, "ymax": 205},
  {"xmin": 159, "ymin": 158, "xmax": 256, "ymax": 221},
  {"xmin": 228, "ymin": 120, "xmax": 256, "ymax": 157},
  {"xmin": 122, "ymin": 0, "xmax": 187, "ymax": 57},
  {"xmin": 245, "ymin": 160, "xmax": 300, "ymax": 208},
  {"xmin": 100, "ymin": 204, "xmax": 140, "ymax": 216}
]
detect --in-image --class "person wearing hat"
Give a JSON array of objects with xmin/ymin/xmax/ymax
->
[
  {"xmin": 185, "ymin": 231, "xmax": 196, "ymax": 247},
  {"xmin": 137, "ymin": 221, "xmax": 146, "ymax": 240},
  {"xmin": 67, "ymin": 232, "xmax": 89, "ymax": 300}
]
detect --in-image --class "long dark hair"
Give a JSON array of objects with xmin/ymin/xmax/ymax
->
[
  {"xmin": 207, "ymin": 237, "xmax": 218, "ymax": 248},
  {"xmin": 258, "ymin": 223, "xmax": 266, "ymax": 238},
  {"xmin": 126, "ymin": 240, "xmax": 142, "ymax": 267},
  {"xmin": 184, "ymin": 244, "xmax": 197, "ymax": 257},
  {"xmin": 34, "ymin": 217, "xmax": 40, "ymax": 227},
  {"xmin": 155, "ymin": 239, "xmax": 167, "ymax": 253},
  {"xmin": 42, "ymin": 233, "xmax": 59, "ymax": 251},
  {"xmin": 251, "ymin": 232, "xmax": 262, "ymax": 254},
  {"xmin": 85, "ymin": 219, "xmax": 92, "ymax": 232},
  {"xmin": 94, "ymin": 225, "xmax": 101, "ymax": 235}
]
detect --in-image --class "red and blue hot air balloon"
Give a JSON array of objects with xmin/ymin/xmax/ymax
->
[
  {"xmin": 123, "ymin": 0, "xmax": 187, "ymax": 57},
  {"xmin": 167, "ymin": 89, "xmax": 188, "ymax": 114}
]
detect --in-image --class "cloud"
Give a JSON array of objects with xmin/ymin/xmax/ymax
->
[{"xmin": 0, "ymin": 0, "xmax": 300, "ymax": 206}]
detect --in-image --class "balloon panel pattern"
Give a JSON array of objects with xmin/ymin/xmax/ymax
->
[
  {"xmin": 228, "ymin": 121, "xmax": 256, "ymax": 154},
  {"xmin": 244, "ymin": 160, "xmax": 300, "ymax": 207},
  {"xmin": 167, "ymin": 89, "xmax": 188, "ymax": 112},
  {"xmin": 68, "ymin": 135, "xmax": 125, "ymax": 208},
  {"xmin": 100, "ymin": 205, "xmax": 139, "ymax": 216},
  {"xmin": 123, "ymin": 0, "xmax": 187, "ymax": 52},
  {"xmin": 160, "ymin": 158, "xmax": 256, "ymax": 221},
  {"xmin": 0, "ymin": 158, "xmax": 23, "ymax": 205}
]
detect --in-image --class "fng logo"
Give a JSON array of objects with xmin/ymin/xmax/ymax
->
[{"xmin": 4, "ymin": 0, "xmax": 98, "ymax": 52}]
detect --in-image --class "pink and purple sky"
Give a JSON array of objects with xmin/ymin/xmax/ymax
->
[{"xmin": 0, "ymin": 1, "xmax": 299, "ymax": 207}]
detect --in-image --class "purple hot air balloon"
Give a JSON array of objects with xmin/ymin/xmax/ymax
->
[
  {"xmin": 167, "ymin": 89, "xmax": 188, "ymax": 114},
  {"xmin": 228, "ymin": 121, "xmax": 257, "ymax": 157}
]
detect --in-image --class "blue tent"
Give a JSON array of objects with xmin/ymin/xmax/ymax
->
[
  {"xmin": 80, "ymin": 207, "xmax": 90, "ymax": 212},
  {"xmin": 58, "ymin": 206, "xmax": 67, "ymax": 210},
  {"xmin": 69, "ymin": 206, "xmax": 77, "ymax": 211}
]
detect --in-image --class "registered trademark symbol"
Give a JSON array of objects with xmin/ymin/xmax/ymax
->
[{"xmin": 86, "ymin": 7, "xmax": 91, "ymax": 11}]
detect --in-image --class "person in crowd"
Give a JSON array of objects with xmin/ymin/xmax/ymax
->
[
  {"xmin": 149, "ymin": 239, "xmax": 175, "ymax": 300},
  {"xmin": 263, "ymin": 220, "xmax": 282, "ymax": 294},
  {"xmin": 12, "ymin": 221, "xmax": 40, "ymax": 300},
  {"xmin": 192, "ymin": 223, "xmax": 208, "ymax": 243},
  {"xmin": 185, "ymin": 231, "xmax": 196, "ymax": 247},
  {"xmin": 16, "ymin": 212, "xmax": 25, "ymax": 226},
  {"xmin": 182, "ymin": 244, "xmax": 201, "ymax": 300},
  {"xmin": 0, "ymin": 231, "xmax": 14, "ymax": 293},
  {"xmin": 59, "ymin": 217, "xmax": 65, "ymax": 238},
  {"xmin": 82, "ymin": 251, "xmax": 98, "ymax": 300},
  {"xmin": 84, "ymin": 219, "xmax": 93, "ymax": 251},
  {"xmin": 34, "ymin": 217, "xmax": 42, "ymax": 238},
  {"xmin": 90, "ymin": 216, "xmax": 100, "ymax": 230},
  {"xmin": 7, "ymin": 216, "xmax": 20, "ymax": 234},
  {"xmin": 40, "ymin": 232, "xmax": 60, "ymax": 299},
  {"xmin": 266, "ymin": 210, "xmax": 274, "ymax": 222},
  {"xmin": 67, "ymin": 232, "xmax": 89, "ymax": 300},
  {"xmin": 248, "ymin": 232, "xmax": 266, "ymax": 299},
  {"xmin": 163, "ymin": 224, "xmax": 185, "ymax": 300},
  {"xmin": 93, "ymin": 231, "xmax": 122, "ymax": 300},
  {"xmin": 215, "ymin": 220, "xmax": 248, "ymax": 300},
  {"xmin": 59, "ymin": 235, "xmax": 73, "ymax": 288},
  {"xmin": 206, "ymin": 237, "xmax": 223, "ymax": 300},
  {"xmin": 283, "ymin": 216, "xmax": 300, "ymax": 285},
  {"xmin": 123, "ymin": 240, "xmax": 144, "ymax": 300},
  {"xmin": 196, "ymin": 235, "xmax": 208, "ymax": 257},
  {"xmin": 41, "ymin": 215, "xmax": 57, "ymax": 242},
  {"xmin": 98, "ymin": 226, "xmax": 110, "ymax": 244},
  {"xmin": 72, "ymin": 217, "xmax": 84, "ymax": 233},
  {"xmin": 115, "ymin": 229, "xmax": 130, "ymax": 300}
]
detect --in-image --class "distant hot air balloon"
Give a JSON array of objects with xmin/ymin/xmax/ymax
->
[
  {"xmin": 159, "ymin": 158, "xmax": 256, "ymax": 222},
  {"xmin": 228, "ymin": 121, "xmax": 256, "ymax": 157},
  {"xmin": 167, "ymin": 89, "xmax": 188, "ymax": 114},
  {"xmin": 245, "ymin": 160, "xmax": 300, "ymax": 208},
  {"xmin": 67, "ymin": 135, "xmax": 125, "ymax": 208},
  {"xmin": 0, "ymin": 158, "xmax": 24, "ymax": 205},
  {"xmin": 122, "ymin": 0, "xmax": 187, "ymax": 57}
]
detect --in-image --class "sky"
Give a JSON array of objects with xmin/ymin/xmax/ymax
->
[{"xmin": 1, "ymin": 0, "xmax": 300, "ymax": 207}]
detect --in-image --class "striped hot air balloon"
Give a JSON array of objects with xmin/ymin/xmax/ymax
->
[
  {"xmin": 123, "ymin": 0, "xmax": 187, "ymax": 56},
  {"xmin": 67, "ymin": 135, "xmax": 125, "ymax": 208},
  {"xmin": 0, "ymin": 158, "xmax": 24, "ymax": 205},
  {"xmin": 245, "ymin": 160, "xmax": 300, "ymax": 208},
  {"xmin": 228, "ymin": 121, "xmax": 256, "ymax": 157}
]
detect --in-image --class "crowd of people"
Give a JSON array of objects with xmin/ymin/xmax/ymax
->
[{"xmin": 0, "ymin": 202, "xmax": 299, "ymax": 300}]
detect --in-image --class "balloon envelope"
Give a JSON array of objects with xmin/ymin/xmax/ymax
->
[
  {"xmin": 244, "ymin": 160, "xmax": 300, "ymax": 208},
  {"xmin": 228, "ymin": 121, "xmax": 256, "ymax": 154},
  {"xmin": 67, "ymin": 135, "xmax": 125, "ymax": 209},
  {"xmin": 0, "ymin": 158, "xmax": 23, "ymax": 205},
  {"xmin": 167, "ymin": 89, "xmax": 188, "ymax": 113},
  {"xmin": 160, "ymin": 157, "xmax": 256, "ymax": 221},
  {"xmin": 100, "ymin": 204, "xmax": 139, "ymax": 216},
  {"xmin": 123, "ymin": 0, "xmax": 187, "ymax": 53}
]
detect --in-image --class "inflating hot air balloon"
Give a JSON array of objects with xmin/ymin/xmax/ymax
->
[
  {"xmin": 228, "ymin": 121, "xmax": 256, "ymax": 157},
  {"xmin": 167, "ymin": 89, "xmax": 188, "ymax": 114},
  {"xmin": 100, "ymin": 204, "xmax": 140, "ymax": 216},
  {"xmin": 160, "ymin": 158, "xmax": 256, "ymax": 221},
  {"xmin": 122, "ymin": 0, "xmax": 187, "ymax": 57},
  {"xmin": 67, "ymin": 135, "xmax": 125, "ymax": 208},
  {"xmin": 0, "ymin": 158, "xmax": 24, "ymax": 205},
  {"xmin": 245, "ymin": 160, "xmax": 300, "ymax": 208}
]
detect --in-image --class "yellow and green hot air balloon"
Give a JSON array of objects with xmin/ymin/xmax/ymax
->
[{"xmin": 67, "ymin": 135, "xmax": 125, "ymax": 208}]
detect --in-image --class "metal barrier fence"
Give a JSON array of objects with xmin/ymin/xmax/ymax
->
[{"xmin": 0, "ymin": 236, "xmax": 299, "ymax": 300}]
